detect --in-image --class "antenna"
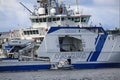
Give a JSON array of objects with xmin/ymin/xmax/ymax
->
[
  {"xmin": 19, "ymin": 2, "xmax": 33, "ymax": 14},
  {"xmin": 33, "ymin": 5, "xmax": 38, "ymax": 15},
  {"xmin": 75, "ymin": 0, "xmax": 79, "ymax": 14}
]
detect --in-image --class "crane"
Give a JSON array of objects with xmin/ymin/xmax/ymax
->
[{"xmin": 19, "ymin": 2, "xmax": 34, "ymax": 15}]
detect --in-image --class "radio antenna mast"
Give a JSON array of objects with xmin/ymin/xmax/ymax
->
[{"xmin": 75, "ymin": 0, "xmax": 79, "ymax": 14}]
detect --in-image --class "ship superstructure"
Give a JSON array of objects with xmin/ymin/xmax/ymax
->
[{"xmin": 10, "ymin": 0, "xmax": 91, "ymax": 44}]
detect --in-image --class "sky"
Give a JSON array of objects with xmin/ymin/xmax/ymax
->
[{"xmin": 0, "ymin": 0, "xmax": 119, "ymax": 32}]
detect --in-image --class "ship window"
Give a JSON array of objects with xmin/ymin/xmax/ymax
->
[
  {"xmin": 81, "ymin": 17, "xmax": 89, "ymax": 22},
  {"xmin": 53, "ymin": 18, "xmax": 56, "ymax": 21},
  {"xmin": 86, "ymin": 17, "xmax": 90, "ymax": 22},
  {"xmin": 71, "ymin": 17, "xmax": 74, "ymax": 21},
  {"xmin": 57, "ymin": 17, "xmax": 60, "ymax": 21},
  {"xmin": 25, "ymin": 31, "xmax": 27, "ymax": 35},
  {"xmin": 74, "ymin": 17, "xmax": 80, "ymax": 22},
  {"xmin": 68, "ymin": 17, "xmax": 72, "ymax": 21},
  {"xmin": 24, "ymin": 30, "xmax": 39, "ymax": 35},
  {"xmin": 30, "ymin": 31, "xmax": 32, "ymax": 34},
  {"xmin": 61, "ymin": 17, "xmax": 65, "ymax": 21},
  {"xmin": 27, "ymin": 31, "xmax": 30, "ymax": 35},
  {"xmin": 33, "ymin": 30, "xmax": 36, "ymax": 34},
  {"xmin": 43, "ymin": 18, "xmax": 46, "ymax": 22},
  {"xmin": 48, "ymin": 18, "xmax": 51, "ymax": 22},
  {"xmin": 36, "ymin": 19, "xmax": 39, "ymax": 23},
  {"xmin": 32, "ymin": 30, "xmax": 39, "ymax": 34},
  {"xmin": 68, "ymin": 17, "xmax": 71, "ymax": 20},
  {"xmin": 24, "ymin": 31, "xmax": 27, "ymax": 35},
  {"xmin": 81, "ymin": 17, "xmax": 85, "ymax": 22},
  {"xmin": 31, "ymin": 19, "xmax": 36, "ymax": 23},
  {"xmin": 39, "ymin": 18, "xmax": 42, "ymax": 22},
  {"xmin": 35, "ymin": 30, "xmax": 39, "ymax": 34}
]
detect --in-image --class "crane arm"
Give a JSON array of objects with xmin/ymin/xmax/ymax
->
[{"xmin": 19, "ymin": 2, "xmax": 33, "ymax": 14}]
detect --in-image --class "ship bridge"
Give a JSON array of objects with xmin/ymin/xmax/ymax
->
[
  {"xmin": 30, "ymin": 14, "xmax": 91, "ymax": 28},
  {"xmin": 29, "ymin": 0, "xmax": 91, "ymax": 28}
]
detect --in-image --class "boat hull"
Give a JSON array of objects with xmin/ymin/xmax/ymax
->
[
  {"xmin": 0, "ymin": 61, "xmax": 51, "ymax": 71},
  {"xmin": 0, "ymin": 62, "xmax": 120, "ymax": 71}
]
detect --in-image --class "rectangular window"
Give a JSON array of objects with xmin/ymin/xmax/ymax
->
[
  {"xmin": 74, "ymin": 17, "xmax": 80, "ymax": 22},
  {"xmin": 68, "ymin": 17, "xmax": 71, "ymax": 20},
  {"xmin": 43, "ymin": 18, "xmax": 46, "ymax": 22},
  {"xmin": 27, "ymin": 31, "xmax": 30, "ymax": 35},
  {"xmin": 31, "ymin": 19, "xmax": 36, "ymax": 23},
  {"xmin": 61, "ymin": 17, "xmax": 64, "ymax": 21},
  {"xmin": 71, "ymin": 18, "xmax": 74, "ymax": 21},
  {"xmin": 36, "ymin": 19, "xmax": 39, "ymax": 23},
  {"xmin": 57, "ymin": 17, "xmax": 60, "ymax": 21},
  {"xmin": 35, "ymin": 30, "xmax": 39, "ymax": 34},
  {"xmin": 24, "ymin": 30, "xmax": 39, "ymax": 35},
  {"xmin": 33, "ymin": 30, "xmax": 36, "ymax": 34},
  {"xmin": 24, "ymin": 31, "xmax": 27, "ymax": 35},
  {"xmin": 53, "ymin": 18, "xmax": 56, "ymax": 21},
  {"xmin": 39, "ymin": 18, "xmax": 42, "ymax": 22},
  {"xmin": 81, "ymin": 17, "xmax": 90, "ymax": 22},
  {"xmin": 48, "ymin": 18, "xmax": 51, "ymax": 22},
  {"xmin": 30, "ymin": 31, "xmax": 32, "ymax": 34}
]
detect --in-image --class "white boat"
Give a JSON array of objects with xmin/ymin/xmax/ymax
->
[{"xmin": 0, "ymin": 0, "xmax": 120, "ymax": 71}]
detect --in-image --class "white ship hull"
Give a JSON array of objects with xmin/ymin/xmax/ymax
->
[{"xmin": 0, "ymin": 0, "xmax": 120, "ymax": 71}]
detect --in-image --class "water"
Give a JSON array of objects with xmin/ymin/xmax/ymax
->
[{"xmin": 0, "ymin": 68, "xmax": 120, "ymax": 80}]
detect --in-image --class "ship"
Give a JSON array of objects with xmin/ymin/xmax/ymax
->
[{"xmin": 0, "ymin": 0, "xmax": 120, "ymax": 71}]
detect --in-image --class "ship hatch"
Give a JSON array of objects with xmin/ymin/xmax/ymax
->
[{"xmin": 59, "ymin": 36, "xmax": 83, "ymax": 52}]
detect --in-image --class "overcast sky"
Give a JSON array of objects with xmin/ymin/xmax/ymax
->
[{"xmin": 0, "ymin": 0, "xmax": 119, "ymax": 32}]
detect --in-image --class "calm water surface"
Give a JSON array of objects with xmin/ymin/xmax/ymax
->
[{"xmin": 0, "ymin": 68, "xmax": 120, "ymax": 80}]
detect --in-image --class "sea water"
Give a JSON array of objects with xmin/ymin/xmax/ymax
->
[{"xmin": 0, "ymin": 68, "xmax": 120, "ymax": 80}]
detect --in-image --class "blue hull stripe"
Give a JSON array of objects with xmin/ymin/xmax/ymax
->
[
  {"xmin": 47, "ymin": 27, "xmax": 107, "ymax": 34},
  {"xmin": 87, "ymin": 33, "xmax": 100, "ymax": 62},
  {"xmin": 73, "ymin": 63, "xmax": 120, "ymax": 69},
  {"xmin": 87, "ymin": 52, "xmax": 93, "ymax": 61},
  {"xmin": 89, "ymin": 34, "xmax": 108, "ymax": 61},
  {"xmin": 0, "ymin": 63, "xmax": 120, "ymax": 71},
  {"xmin": 95, "ymin": 35, "xmax": 100, "ymax": 45},
  {"xmin": 47, "ymin": 27, "xmax": 80, "ymax": 34},
  {"xmin": 0, "ymin": 65, "xmax": 51, "ymax": 71}
]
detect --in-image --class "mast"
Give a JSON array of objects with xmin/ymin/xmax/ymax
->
[{"xmin": 75, "ymin": 0, "xmax": 79, "ymax": 14}]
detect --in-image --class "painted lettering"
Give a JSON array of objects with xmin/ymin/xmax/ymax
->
[{"xmin": 54, "ymin": 52, "xmax": 86, "ymax": 59}]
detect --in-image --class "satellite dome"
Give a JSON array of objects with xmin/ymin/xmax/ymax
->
[
  {"xmin": 50, "ymin": 8, "xmax": 56, "ymax": 15},
  {"xmin": 38, "ymin": 7, "xmax": 45, "ymax": 15}
]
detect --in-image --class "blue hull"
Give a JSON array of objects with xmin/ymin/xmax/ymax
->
[
  {"xmin": 73, "ymin": 63, "xmax": 120, "ymax": 69},
  {"xmin": 0, "ymin": 64, "xmax": 51, "ymax": 71},
  {"xmin": 0, "ymin": 63, "xmax": 120, "ymax": 71}
]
